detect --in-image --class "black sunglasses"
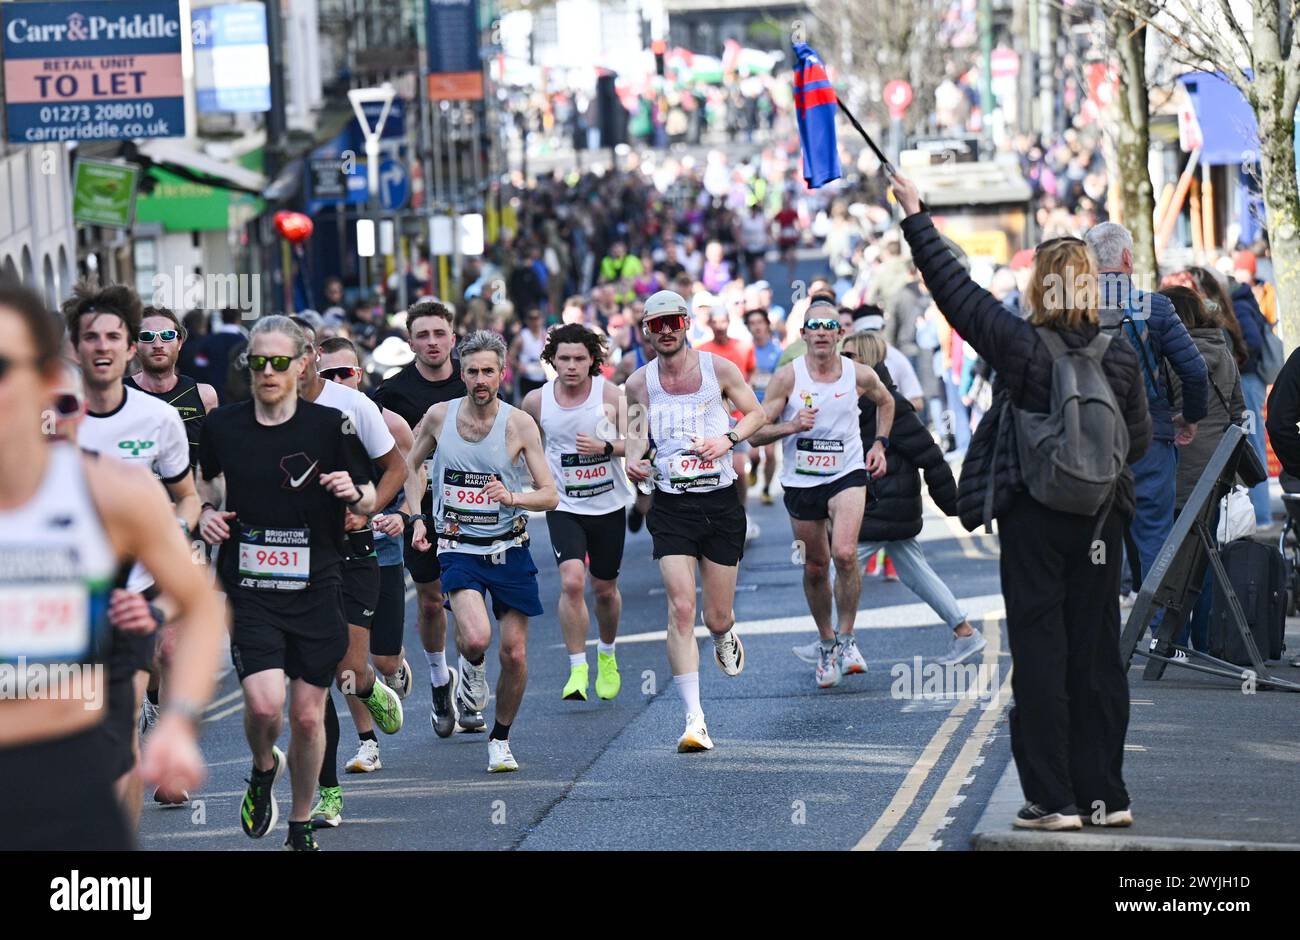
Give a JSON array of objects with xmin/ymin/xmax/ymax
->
[
  {"xmin": 54, "ymin": 393, "xmax": 83, "ymax": 417},
  {"xmin": 320, "ymin": 366, "xmax": 361, "ymax": 382},
  {"xmin": 139, "ymin": 329, "xmax": 179, "ymax": 343},
  {"xmin": 247, "ymin": 355, "xmax": 295, "ymax": 372}
]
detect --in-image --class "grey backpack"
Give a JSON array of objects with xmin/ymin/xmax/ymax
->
[{"xmin": 1013, "ymin": 327, "xmax": 1128, "ymax": 517}]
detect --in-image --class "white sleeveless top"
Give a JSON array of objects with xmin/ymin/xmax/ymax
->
[
  {"xmin": 541, "ymin": 376, "xmax": 633, "ymax": 515},
  {"xmin": 779, "ymin": 355, "xmax": 865, "ymax": 489},
  {"xmin": 519, "ymin": 328, "xmax": 547, "ymax": 382},
  {"xmin": 0, "ymin": 443, "xmax": 116, "ymax": 663},
  {"xmin": 646, "ymin": 352, "xmax": 737, "ymax": 494}
]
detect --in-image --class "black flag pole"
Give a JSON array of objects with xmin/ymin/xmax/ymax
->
[{"xmin": 835, "ymin": 97, "xmax": 896, "ymax": 177}]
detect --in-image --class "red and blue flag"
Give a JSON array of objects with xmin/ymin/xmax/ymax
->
[{"xmin": 792, "ymin": 43, "xmax": 841, "ymax": 188}]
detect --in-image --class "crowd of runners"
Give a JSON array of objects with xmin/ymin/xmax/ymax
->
[{"xmin": 14, "ymin": 156, "xmax": 1219, "ymax": 850}]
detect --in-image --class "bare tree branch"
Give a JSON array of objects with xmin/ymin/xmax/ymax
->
[{"xmin": 1214, "ymin": 0, "xmax": 1254, "ymax": 68}]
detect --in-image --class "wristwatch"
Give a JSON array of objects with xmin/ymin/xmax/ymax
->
[
  {"xmin": 874, "ymin": 435, "xmax": 890, "ymax": 449},
  {"xmin": 603, "ymin": 440, "xmax": 615, "ymax": 458},
  {"xmin": 725, "ymin": 431, "xmax": 740, "ymax": 448}
]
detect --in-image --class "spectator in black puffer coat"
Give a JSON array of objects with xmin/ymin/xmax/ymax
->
[
  {"xmin": 840, "ymin": 331, "xmax": 985, "ymax": 664},
  {"xmin": 891, "ymin": 172, "xmax": 1152, "ymax": 833}
]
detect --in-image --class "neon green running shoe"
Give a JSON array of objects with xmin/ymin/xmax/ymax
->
[
  {"xmin": 595, "ymin": 651, "xmax": 621, "ymax": 700},
  {"xmin": 310, "ymin": 786, "xmax": 342, "ymax": 828},
  {"xmin": 562, "ymin": 663, "xmax": 589, "ymax": 701},
  {"xmin": 363, "ymin": 679, "xmax": 404, "ymax": 734}
]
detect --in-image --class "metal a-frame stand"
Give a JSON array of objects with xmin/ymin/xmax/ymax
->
[{"xmin": 1118, "ymin": 425, "xmax": 1300, "ymax": 691}]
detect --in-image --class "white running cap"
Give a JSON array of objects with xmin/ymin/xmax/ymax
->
[{"xmin": 644, "ymin": 289, "xmax": 689, "ymax": 321}]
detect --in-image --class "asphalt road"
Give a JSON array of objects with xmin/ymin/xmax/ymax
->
[{"xmin": 139, "ymin": 481, "xmax": 1017, "ymax": 852}]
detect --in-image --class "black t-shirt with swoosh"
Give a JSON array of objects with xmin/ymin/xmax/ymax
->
[{"xmin": 199, "ymin": 399, "xmax": 373, "ymax": 597}]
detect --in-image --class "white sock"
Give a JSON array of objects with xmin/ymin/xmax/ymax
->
[
  {"xmin": 569, "ymin": 652, "xmax": 587, "ymax": 668},
  {"xmin": 597, "ymin": 641, "xmax": 615, "ymax": 657},
  {"xmin": 673, "ymin": 672, "xmax": 702, "ymax": 718},
  {"xmin": 426, "ymin": 650, "xmax": 449, "ymax": 687},
  {"xmin": 711, "ymin": 629, "xmax": 731, "ymax": 646}
]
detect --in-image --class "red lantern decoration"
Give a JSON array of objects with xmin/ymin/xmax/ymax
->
[{"xmin": 274, "ymin": 211, "xmax": 314, "ymax": 243}]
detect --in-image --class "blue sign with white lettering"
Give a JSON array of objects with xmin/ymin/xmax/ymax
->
[
  {"xmin": 2, "ymin": 0, "xmax": 186, "ymax": 143},
  {"xmin": 193, "ymin": 3, "xmax": 270, "ymax": 113}
]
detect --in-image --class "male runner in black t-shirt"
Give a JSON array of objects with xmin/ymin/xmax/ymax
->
[
  {"xmin": 373, "ymin": 301, "xmax": 476, "ymax": 735},
  {"xmin": 198, "ymin": 316, "xmax": 375, "ymax": 852}
]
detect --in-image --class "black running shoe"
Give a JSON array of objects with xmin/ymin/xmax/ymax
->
[
  {"xmin": 284, "ymin": 822, "xmax": 320, "ymax": 851},
  {"xmin": 1013, "ymin": 802, "xmax": 1082, "ymax": 831},
  {"xmin": 455, "ymin": 683, "xmax": 486, "ymax": 733},
  {"xmin": 627, "ymin": 507, "xmax": 644, "ymax": 533},
  {"xmin": 431, "ymin": 667, "xmax": 459, "ymax": 739},
  {"xmin": 241, "ymin": 745, "xmax": 285, "ymax": 839}
]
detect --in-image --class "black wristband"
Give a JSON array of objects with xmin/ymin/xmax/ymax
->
[
  {"xmin": 603, "ymin": 440, "xmax": 614, "ymax": 458},
  {"xmin": 201, "ymin": 502, "xmax": 218, "ymax": 514}
]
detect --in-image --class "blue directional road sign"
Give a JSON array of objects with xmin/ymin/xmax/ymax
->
[{"xmin": 379, "ymin": 158, "xmax": 409, "ymax": 211}]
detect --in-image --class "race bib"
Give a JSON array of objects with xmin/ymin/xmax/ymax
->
[
  {"xmin": 238, "ymin": 526, "xmax": 311, "ymax": 591},
  {"xmin": 560, "ymin": 453, "xmax": 614, "ymax": 499},
  {"xmin": 795, "ymin": 438, "xmax": 845, "ymax": 476},
  {"xmin": 667, "ymin": 453, "xmax": 722, "ymax": 491},
  {"xmin": 0, "ymin": 546, "xmax": 96, "ymax": 662},
  {"xmin": 442, "ymin": 469, "xmax": 500, "ymax": 525}
]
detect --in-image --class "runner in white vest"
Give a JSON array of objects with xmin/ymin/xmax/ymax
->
[
  {"xmin": 750, "ymin": 298, "xmax": 895, "ymax": 689},
  {"xmin": 624, "ymin": 290, "xmax": 768, "ymax": 753},
  {"xmin": 522, "ymin": 324, "xmax": 633, "ymax": 703}
]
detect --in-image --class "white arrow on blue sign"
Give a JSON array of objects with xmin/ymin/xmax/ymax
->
[{"xmin": 379, "ymin": 158, "xmax": 409, "ymax": 211}]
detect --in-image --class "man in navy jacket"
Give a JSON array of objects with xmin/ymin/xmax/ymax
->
[{"xmin": 1086, "ymin": 223, "xmax": 1208, "ymax": 624}]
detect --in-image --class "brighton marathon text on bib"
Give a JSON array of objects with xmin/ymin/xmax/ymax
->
[
  {"xmin": 560, "ymin": 453, "xmax": 614, "ymax": 499},
  {"xmin": 238, "ymin": 526, "xmax": 311, "ymax": 591},
  {"xmin": 442, "ymin": 469, "xmax": 501, "ymax": 525},
  {"xmin": 667, "ymin": 453, "xmax": 722, "ymax": 491},
  {"xmin": 0, "ymin": 546, "xmax": 94, "ymax": 662},
  {"xmin": 795, "ymin": 438, "xmax": 845, "ymax": 476}
]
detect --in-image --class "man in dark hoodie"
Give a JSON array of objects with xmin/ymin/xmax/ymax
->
[{"xmin": 1086, "ymin": 223, "xmax": 1208, "ymax": 640}]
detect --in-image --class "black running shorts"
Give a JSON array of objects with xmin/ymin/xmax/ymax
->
[
  {"xmin": 229, "ymin": 584, "xmax": 348, "ymax": 688},
  {"xmin": 545, "ymin": 508, "xmax": 627, "ymax": 581},
  {"xmin": 647, "ymin": 483, "xmax": 746, "ymax": 566},
  {"xmin": 372, "ymin": 564, "xmax": 407, "ymax": 658},
  {"xmin": 0, "ymin": 725, "xmax": 132, "ymax": 850},
  {"xmin": 342, "ymin": 554, "xmax": 381, "ymax": 629},
  {"xmin": 782, "ymin": 469, "xmax": 867, "ymax": 522}
]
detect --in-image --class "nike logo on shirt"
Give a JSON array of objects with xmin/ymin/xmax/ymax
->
[{"xmin": 287, "ymin": 460, "xmax": 320, "ymax": 489}]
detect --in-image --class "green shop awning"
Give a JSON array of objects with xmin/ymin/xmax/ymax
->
[{"xmin": 135, "ymin": 148, "xmax": 265, "ymax": 232}]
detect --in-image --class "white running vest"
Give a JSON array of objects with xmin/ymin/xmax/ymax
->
[
  {"xmin": 519, "ymin": 328, "xmax": 546, "ymax": 382},
  {"xmin": 540, "ymin": 376, "xmax": 633, "ymax": 514},
  {"xmin": 779, "ymin": 355, "xmax": 865, "ymax": 489},
  {"xmin": 645, "ymin": 352, "xmax": 736, "ymax": 494},
  {"xmin": 0, "ymin": 443, "xmax": 116, "ymax": 663}
]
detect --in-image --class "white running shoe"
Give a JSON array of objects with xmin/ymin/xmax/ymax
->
[
  {"xmin": 344, "ymin": 738, "xmax": 382, "ymax": 774},
  {"xmin": 712, "ymin": 629, "xmax": 745, "ymax": 676},
  {"xmin": 791, "ymin": 639, "xmax": 820, "ymax": 665},
  {"xmin": 677, "ymin": 712, "xmax": 714, "ymax": 752},
  {"xmin": 745, "ymin": 520, "xmax": 761, "ymax": 545},
  {"xmin": 459, "ymin": 654, "xmax": 490, "ymax": 711},
  {"xmin": 138, "ymin": 697, "xmax": 160, "ymax": 738},
  {"xmin": 839, "ymin": 634, "xmax": 868, "ymax": 675},
  {"xmin": 815, "ymin": 641, "xmax": 843, "ymax": 688},
  {"xmin": 487, "ymin": 738, "xmax": 519, "ymax": 773}
]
